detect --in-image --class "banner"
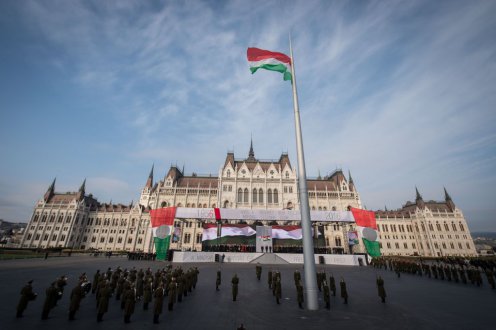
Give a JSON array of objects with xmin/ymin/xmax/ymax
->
[{"xmin": 348, "ymin": 231, "xmax": 359, "ymax": 245}]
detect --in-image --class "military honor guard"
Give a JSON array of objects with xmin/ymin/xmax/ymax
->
[
  {"xmin": 16, "ymin": 280, "xmax": 37, "ymax": 318},
  {"xmin": 232, "ymin": 274, "xmax": 239, "ymax": 301}
]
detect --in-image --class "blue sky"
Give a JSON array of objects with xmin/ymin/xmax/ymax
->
[{"xmin": 0, "ymin": 0, "xmax": 495, "ymax": 231}]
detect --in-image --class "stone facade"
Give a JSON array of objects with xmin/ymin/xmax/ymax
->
[{"xmin": 20, "ymin": 143, "xmax": 477, "ymax": 257}]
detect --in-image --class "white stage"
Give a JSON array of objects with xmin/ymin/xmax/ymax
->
[{"xmin": 172, "ymin": 251, "xmax": 366, "ymax": 266}]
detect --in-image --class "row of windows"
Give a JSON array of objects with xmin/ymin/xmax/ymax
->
[
  {"xmin": 236, "ymin": 188, "xmax": 280, "ymax": 204},
  {"xmin": 226, "ymin": 170, "xmax": 291, "ymax": 179},
  {"xmin": 33, "ymin": 213, "xmax": 73, "ymax": 223}
]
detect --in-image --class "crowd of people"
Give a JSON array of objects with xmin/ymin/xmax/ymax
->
[
  {"xmin": 127, "ymin": 252, "xmax": 158, "ymax": 261},
  {"xmin": 203, "ymin": 244, "xmax": 256, "ymax": 252},
  {"xmin": 16, "ymin": 264, "xmax": 200, "ymax": 324}
]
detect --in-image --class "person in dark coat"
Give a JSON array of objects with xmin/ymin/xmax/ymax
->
[
  {"xmin": 323, "ymin": 280, "xmax": 330, "ymax": 309},
  {"xmin": 216, "ymin": 269, "xmax": 222, "ymax": 291},
  {"xmin": 275, "ymin": 277, "xmax": 282, "ymax": 304},
  {"xmin": 123, "ymin": 284, "xmax": 136, "ymax": 323},
  {"xmin": 268, "ymin": 269, "xmax": 273, "ymax": 289},
  {"xmin": 296, "ymin": 282, "xmax": 304, "ymax": 309},
  {"xmin": 143, "ymin": 278, "xmax": 153, "ymax": 310},
  {"xmin": 256, "ymin": 264, "xmax": 262, "ymax": 281},
  {"xmin": 68, "ymin": 281, "xmax": 86, "ymax": 320},
  {"xmin": 329, "ymin": 274, "xmax": 336, "ymax": 296},
  {"xmin": 41, "ymin": 281, "xmax": 59, "ymax": 320},
  {"xmin": 153, "ymin": 284, "xmax": 164, "ymax": 324},
  {"xmin": 232, "ymin": 274, "xmax": 239, "ymax": 301},
  {"xmin": 168, "ymin": 278, "xmax": 177, "ymax": 311},
  {"xmin": 16, "ymin": 280, "xmax": 37, "ymax": 318},
  {"xmin": 340, "ymin": 278, "xmax": 348, "ymax": 304},
  {"xmin": 97, "ymin": 282, "xmax": 112, "ymax": 322},
  {"xmin": 376, "ymin": 276, "xmax": 386, "ymax": 303}
]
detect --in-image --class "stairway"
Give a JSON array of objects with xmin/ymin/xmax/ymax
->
[{"xmin": 250, "ymin": 253, "xmax": 289, "ymax": 265}]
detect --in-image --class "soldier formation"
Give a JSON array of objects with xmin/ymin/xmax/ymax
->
[
  {"xmin": 371, "ymin": 256, "xmax": 496, "ymax": 290},
  {"xmin": 16, "ymin": 264, "xmax": 200, "ymax": 324}
]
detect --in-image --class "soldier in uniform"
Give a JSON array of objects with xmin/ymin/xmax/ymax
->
[
  {"xmin": 168, "ymin": 277, "xmax": 177, "ymax": 311},
  {"xmin": 294, "ymin": 269, "xmax": 301, "ymax": 286},
  {"xmin": 92, "ymin": 270, "xmax": 100, "ymax": 294},
  {"xmin": 143, "ymin": 277, "xmax": 153, "ymax": 310},
  {"xmin": 256, "ymin": 263, "xmax": 262, "ymax": 281},
  {"xmin": 232, "ymin": 273, "xmax": 239, "ymax": 301},
  {"xmin": 177, "ymin": 275, "xmax": 183, "ymax": 303},
  {"xmin": 97, "ymin": 281, "xmax": 112, "ymax": 322},
  {"xmin": 329, "ymin": 274, "xmax": 336, "ymax": 296},
  {"xmin": 68, "ymin": 280, "xmax": 86, "ymax": 320},
  {"xmin": 376, "ymin": 276, "xmax": 386, "ymax": 303},
  {"xmin": 16, "ymin": 280, "xmax": 37, "ymax": 318},
  {"xmin": 216, "ymin": 269, "xmax": 222, "ymax": 291},
  {"xmin": 268, "ymin": 269, "xmax": 273, "ymax": 289},
  {"xmin": 323, "ymin": 280, "xmax": 330, "ymax": 310},
  {"xmin": 296, "ymin": 282, "xmax": 304, "ymax": 309},
  {"xmin": 123, "ymin": 284, "xmax": 136, "ymax": 323},
  {"xmin": 275, "ymin": 277, "xmax": 282, "ymax": 304},
  {"xmin": 41, "ymin": 281, "xmax": 59, "ymax": 320},
  {"xmin": 153, "ymin": 283, "xmax": 165, "ymax": 324},
  {"xmin": 340, "ymin": 278, "xmax": 348, "ymax": 304}
]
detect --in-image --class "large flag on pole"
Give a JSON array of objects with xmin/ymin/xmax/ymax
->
[
  {"xmin": 247, "ymin": 47, "xmax": 292, "ymax": 81},
  {"xmin": 150, "ymin": 207, "xmax": 176, "ymax": 260},
  {"xmin": 350, "ymin": 207, "xmax": 381, "ymax": 257}
]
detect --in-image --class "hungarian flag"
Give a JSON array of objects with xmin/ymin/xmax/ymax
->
[
  {"xmin": 202, "ymin": 223, "xmax": 256, "ymax": 241},
  {"xmin": 350, "ymin": 207, "xmax": 381, "ymax": 257},
  {"xmin": 247, "ymin": 47, "xmax": 292, "ymax": 81},
  {"xmin": 271, "ymin": 226, "xmax": 302, "ymax": 239},
  {"xmin": 150, "ymin": 207, "xmax": 176, "ymax": 260}
]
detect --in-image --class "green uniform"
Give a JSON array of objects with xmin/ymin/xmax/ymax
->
[
  {"xmin": 232, "ymin": 274, "xmax": 239, "ymax": 301},
  {"xmin": 268, "ymin": 270, "xmax": 273, "ymax": 289},
  {"xmin": 69, "ymin": 283, "xmax": 85, "ymax": 320},
  {"xmin": 168, "ymin": 280, "xmax": 176, "ymax": 311},
  {"xmin": 97, "ymin": 284, "xmax": 112, "ymax": 322},
  {"xmin": 323, "ymin": 282, "xmax": 330, "ymax": 309},
  {"xmin": 340, "ymin": 279, "xmax": 348, "ymax": 304},
  {"xmin": 256, "ymin": 265, "xmax": 262, "ymax": 281},
  {"xmin": 216, "ymin": 270, "xmax": 221, "ymax": 291},
  {"xmin": 296, "ymin": 283, "xmax": 304, "ymax": 309},
  {"xmin": 377, "ymin": 277, "xmax": 386, "ymax": 303},
  {"xmin": 16, "ymin": 282, "xmax": 36, "ymax": 318},
  {"xmin": 41, "ymin": 283, "xmax": 59, "ymax": 320},
  {"xmin": 275, "ymin": 278, "xmax": 282, "ymax": 304},
  {"xmin": 329, "ymin": 275, "xmax": 336, "ymax": 296},
  {"xmin": 123, "ymin": 287, "xmax": 136, "ymax": 323},
  {"xmin": 153, "ymin": 287, "xmax": 164, "ymax": 324}
]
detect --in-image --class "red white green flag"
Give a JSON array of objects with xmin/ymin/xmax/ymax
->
[
  {"xmin": 150, "ymin": 207, "xmax": 176, "ymax": 260},
  {"xmin": 247, "ymin": 47, "xmax": 292, "ymax": 81},
  {"xmin": 350, "ymin": 207, "xmax": 381, "ymax": 257}
]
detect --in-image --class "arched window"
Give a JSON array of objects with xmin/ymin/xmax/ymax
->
[
  {"xmin": 244, "ymin": 188, "xmax": 249, "ymax": 203},
  {"xmin": 237, "ymin": 188, "xmax": 243, "ymax": 203},
  {"xmin": 227, "ymin": 170, "xmax": 231, "ymax": 178},
  {"xmin": 452, "ymin": 223, "xmax": 457, "ymax": 231},
  {"xmin": 273, "ymin": 189, "xmax": 278, "ymax": 203},
  {"xmin": 223, "ymin": 200, "xmax": 229, "ymax": 208},
  {"xmin": 312, "ymin": 206, "xmax": 316, "ymax": 210},
  {"xmin": 335, "ymin": 237, "xmax": 342, "ymax": 247},
  {"xmin": 192, "ymin": 203, "xmax": 196, "ymax": 208},
  {"xmin": 253, "ymin": 189, "xmax": 258, "ymax": 203},
  {"xmin": 259, "ymin": 188, "xmax": 264, "ymax": 203},
  {"xmin": 203, "ymin": 203, "xmax": 207, "ymax": 208},
  {"xmin": 436, "ymin": 223, "xmax": 442, "ymax": 231},
  {"xmin": 161, "ymin": 201, "xmax": 167, "ymax": 207},
  {"xmin": 332, "ymin": 206, "xmax": 336, "ymax": 211},
  {"xmin": 285, "ymin": 172, "xmax": 289, "ymax": 179},
  {"xmin": 267, "ymin": 189, "xmax": 272, "ymax": 203},
  {"xmin": 318, "ymin": 206, "xmax": 322, "ymax": 211},
  {"xmin": 444, "ymin": 223, "xmax": 449, "ymax": 231}
]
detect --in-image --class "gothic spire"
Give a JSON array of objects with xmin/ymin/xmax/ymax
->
[
  {"xmin": 145, "ymin": 164, "xmax": 154, "ymax": 188},
  {"xmin": 44, "ymin": 178, "xmax": 56, "ymax": 202},
  {"xmin": 247, "ymin": 136, "xmax": 256, "ymax": 161},
  {"xmin": 415, "ymin": 186, "xmax": 423, "ymax": 201},
  {"xmin": 348, "ymin": 170, "xmax": 354, "ymax": 184},
  {"xmin": 444, "ymin": 187, "xmax": 452, "ymax": 201},
  {"xmin": 79, "ymin": 178, "xmax": 86, "ymax": 193}
]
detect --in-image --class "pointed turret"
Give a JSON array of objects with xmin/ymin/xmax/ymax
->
[
  {"xmin": 44, "ymin": 178, "xmax": 56, "ymax": 202},
  {"xmin": 145, "ymin": 164, "xmax": 154, "ymax": 189},
  {"xmin": 348, "ymin": 170, "xmax": 355, "ymax": 191},
  {"xmin": 415, "ymin": 186, "xmax": 425, "ymax": 209},
  {"xmin": 247, "ymin": 137, "xmax": 256, "ymax": 161},
  {"xmin": 77, "ymin": 178, "xmax": 86, "ymax": 201},
  {"xmin": 444, "ymin": 187, "xmax": 455, "ymax": 211}
]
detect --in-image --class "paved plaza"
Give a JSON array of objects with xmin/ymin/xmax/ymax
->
[{"xmin": 0, "ymin": 255, "xmax": 494, "ymax": 330}]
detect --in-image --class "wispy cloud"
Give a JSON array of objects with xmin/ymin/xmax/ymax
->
[{"xmin": 1, "ymin": 0, "xmax": 495, "ymax": 231}]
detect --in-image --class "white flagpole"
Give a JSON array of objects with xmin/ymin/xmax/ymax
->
[{"xmin": 289, "ymin": 35, "xmax": 319, "ymax": 310}]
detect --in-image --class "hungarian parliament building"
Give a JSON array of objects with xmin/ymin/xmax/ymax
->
[{"xmin": 20, "ymin": 142, "xmax": 477, "ymax": 257}]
